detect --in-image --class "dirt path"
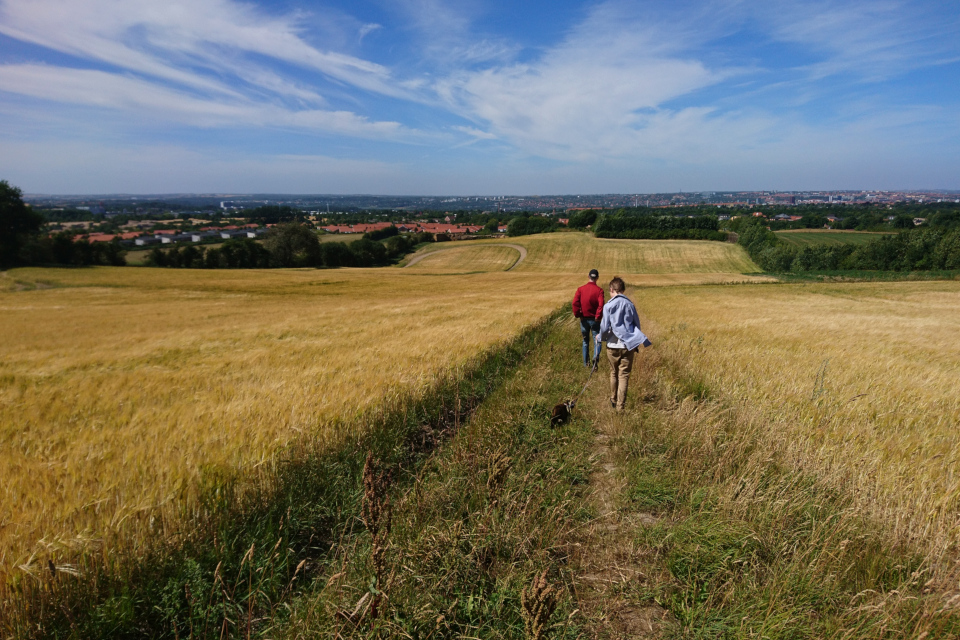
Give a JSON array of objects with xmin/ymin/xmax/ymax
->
[
  {"xmin": 403, "ymin": 243, "xmax": 528, "ymax": 270},
  {"xmin": 571, "ymin": 372, "xmax": 672, "ymax": 638}
]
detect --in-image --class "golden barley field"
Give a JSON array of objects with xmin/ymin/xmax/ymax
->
[
  {"xmin": 0, "ymin": 240, "xmax": 772, "ymax": 575},
  {"xmin": 0, "ymin": 266, "xmax": 588, "ymax": 573},
  {"xmin": 635, "ymin": 280, "xmax": 960, "ymax": 562},
  {"xmin": 405, "ymin": 231, "xmax": 761, "ymax": 275}
]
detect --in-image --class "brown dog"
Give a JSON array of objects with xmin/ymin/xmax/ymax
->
[{"xmin": 550, "ymin": 401, "xmax": 574, "ymax": 426}]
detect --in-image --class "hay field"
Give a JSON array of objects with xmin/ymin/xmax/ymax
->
[
  {"xmin": 775, "ymin": 229, "xmax": 895, "ymax": 247},
  {"xmin": 408, "ymin": 245, "xmax": 521, "ymax": 271},
  {"xmin": 0, "ymin": 266, "xmax": 584, "ymax": 572},
  {"xmin": 635, "ymin": 280, "xmax": 960, "ymax": 561},
  {"xmin": 406, "ymin": 232, "xmax": 760, "ymax": 275},
  {"xmin": 513, "ymin": 233, "xmax": 759, "ymax": 273}
]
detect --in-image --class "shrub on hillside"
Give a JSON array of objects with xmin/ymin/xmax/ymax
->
[
  {"xmin": 567, "ymin": 209, "xmax": 598, "ymax": 229},
  {"xmin": 264, "ymin": 223, "xmax": 322, "ymax": 267},
  {"xmin": 507, "ymin": 216, "xmax": 557, "ymax": 237},
  {"xmin": 362, "ymin": 226, "xmax": 399, "ymax": 241}
]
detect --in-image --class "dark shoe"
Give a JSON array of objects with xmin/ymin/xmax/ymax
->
[{"xmin": 610, "ymin": 399, "xmax": 616, "ymax": 409}]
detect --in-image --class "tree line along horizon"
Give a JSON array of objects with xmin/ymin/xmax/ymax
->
[{"xmin": 3, "ymin": 179, "xmax": 960, "ymax": 273}]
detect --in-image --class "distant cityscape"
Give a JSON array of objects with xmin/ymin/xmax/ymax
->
[{"xmin": 24, "ymin": 190, "xmax": 960, "ymax": 217}]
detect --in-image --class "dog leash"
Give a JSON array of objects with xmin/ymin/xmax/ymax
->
[{"xmin": 569, "ymin": 349, "xmax": 601, "ymax": 409}]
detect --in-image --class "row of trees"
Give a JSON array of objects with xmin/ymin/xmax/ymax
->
[
  {"xmin": 736, "ymin": 219, "xmax": 960, "ymax": 272},
  {"xmin": 592, "ymin": 212, "xmax": 727, "ymax": 241},
  {"xmin": 146, "ymin": 224, "xmax": 430, "ymax": 269},
  {"xmin": 506, "ymin": 215, "xmax": 558, "ymax": 236},
  {"xmin": 20, "ymin": 234, "xmax": 127, "ymax": 267}
]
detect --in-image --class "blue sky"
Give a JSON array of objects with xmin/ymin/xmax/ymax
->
[{"xmin": 0, "ymin": 0, "xmax": 958, "ymax": 194}]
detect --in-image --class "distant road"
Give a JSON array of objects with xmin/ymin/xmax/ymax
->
[{"xmin": 404, "ymin": 243, "xmax": 528, "ymax": 271}]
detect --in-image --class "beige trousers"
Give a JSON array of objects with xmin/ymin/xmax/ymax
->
[{"xmin": 606, "ymin": 346, "xmax": 636, "ymax": 411}]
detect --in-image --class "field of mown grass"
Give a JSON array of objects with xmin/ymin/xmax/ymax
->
[
  {"xmin": 635, "ymin": 280, "xmax": 960, "ymax": 567},
  {"xmin": 775, "ymin": 229, "xmax": 895, "ymax": 247},
  {"xmin": 407, "ymin": 244, "xmax": 522, "ymax": 271},
  {"xmin": 405, "ymin": 231, "xmax": 762, "ymax": 275},
  {"xmin": 0, "ymin": 266, "xmax": 585, "ymax": 574}
]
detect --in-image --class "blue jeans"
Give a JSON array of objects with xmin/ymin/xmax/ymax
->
[{"xmin": 579, "ymin": 318, "xmax": 601, "ymax": 364}]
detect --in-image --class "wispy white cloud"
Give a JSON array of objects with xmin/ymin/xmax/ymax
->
[
  {"xmin": 386, "ymin": 0, "xmax": 518, "ymax": 66},
  {"xmin": 435, "ymin": 1, "xmax": 725, "ymax": 159},
  {"xmin": 358, "ymin": 23, "xmax": 382, "ymax": 43},
  {"xmin": 0, "ymin": 0, "xmax": 411, "ymax": 98},
  {"xmin": 759, "ymin": 0, "xmax": 960, "ymax": 80},
  {"xmin": 432, "ymin": 0, "xmax": 960, "ymax": 165},
  {"xmin": 0, "ymin": 63, "xmax": 414, "ymax": 139},
  {"xmin": 452, "ymin": 125, "xmax": 497, "ymax": 140},
  {"xmin": 0, "ymin": 0, "xmax": 436, "ymax": 140}
]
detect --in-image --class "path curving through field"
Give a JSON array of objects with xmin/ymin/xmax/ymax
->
[{"xmin": 404, "ymin": 243, "xmax": 528, "ymax": 271}]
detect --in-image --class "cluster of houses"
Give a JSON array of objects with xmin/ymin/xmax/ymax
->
[
  {"xmin": 77, "ymin": 218, "xmax": 514, "ymax": 249},
  {"xmin": 319, "ymin": 221, "xmax": 496, "ymax": 237},
  {"xmin": 81, "ymin": 224, "xmax": 268, "ymax": 247}
]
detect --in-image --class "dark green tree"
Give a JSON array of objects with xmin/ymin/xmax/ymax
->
[
  {"xmin": 263, "ymin": 223, "xmax": 321, "ymax": 267},
  {"xmin": 248, "ymin": 205, "xmax": 304, "ymax": 225},
  {"xmin": 1, "ymin": 180, "xmax": 45, "ymax": 268},
  {"xmin": 349, "ymin": 238, "xmax": 389, "ymax": 266},
  {"xmin": 892, "ymin": 215, "xmax": 916, "ymax": 229},
  {"xmin": 567, "ymin": 209, "xmax": 598, "ymax": 229}
]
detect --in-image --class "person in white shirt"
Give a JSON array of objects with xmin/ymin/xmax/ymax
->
[{"xmin": 596, "ymin": 276, "xmax": 651, "ymax": 411}]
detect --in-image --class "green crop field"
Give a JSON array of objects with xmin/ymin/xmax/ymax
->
[{"xmin": 775, "ymin": 229, "xmax": 895, "ymax": 247}]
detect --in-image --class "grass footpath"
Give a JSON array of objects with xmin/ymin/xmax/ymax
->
[{"xmin": 277, "ymin": 314, "xmax": 598, "ymax": 638}]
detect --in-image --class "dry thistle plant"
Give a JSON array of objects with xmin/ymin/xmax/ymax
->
[
  {"xmin": 521, "ymin": 570, "xmax": 560, "ymax": 640},
  {"xmin": 362, "ymin": 452, "xmax": 392, "ymax": 620}
]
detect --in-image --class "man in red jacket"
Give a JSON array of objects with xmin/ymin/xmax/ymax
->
[{"xmin": 572, "ymin": 269, "xmax": 604, "ymax": 366}]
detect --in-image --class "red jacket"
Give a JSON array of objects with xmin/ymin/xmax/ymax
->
[{"xmin": 572, "ymin": 281, "xmax": 604, "ymax": 319}]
